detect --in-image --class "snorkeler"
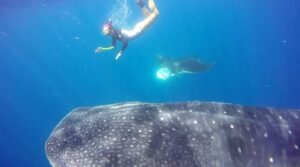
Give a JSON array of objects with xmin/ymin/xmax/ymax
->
[
  {"xmin": 156, "ymin": 55, "xmax": 214, "ymax": 80},
  {"xmin": 95, "ymin": 0, "xmax": 159, "ymax": 60}
]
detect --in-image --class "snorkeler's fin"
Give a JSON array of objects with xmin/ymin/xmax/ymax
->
[{"xmin": 136, "ymin": 0, "xmax": 144, "ymax": 8}]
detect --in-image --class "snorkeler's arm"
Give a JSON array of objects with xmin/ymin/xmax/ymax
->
[
  {"xmin": 101, "ymin": 46, "xmax": 114, "ymax": 51},
  {"xmin": 115, "ymin": 41, "xmax": 128, "ymax": 60},
  {"xmin": 95, "ymin": 37, "xmax": 116, "ymax": 53},
  {"xmin": 121, "ymin": 41, "xmax": 128, "ymax": 53},
  {"xmin": 95, "ymin": 46, "xmax": 114, "ymax": 53}
]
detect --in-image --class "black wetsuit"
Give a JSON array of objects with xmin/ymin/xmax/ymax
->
[{"xmin": 111, "ymin": 28, "xmax": 128, "ymax": 53}]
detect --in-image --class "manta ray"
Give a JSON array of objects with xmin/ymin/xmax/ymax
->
[
  {"xmin": 155, "ymin": 55, "xmax": 213, "ymax": 79},
  {"xmin": 45, "ymin": 101, "xmax": 300, "ymax": 167}
]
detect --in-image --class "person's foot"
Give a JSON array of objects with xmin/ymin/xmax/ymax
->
[{"xmin": 136, "ymin": 0, "xmax": 144, "ymax": 8}]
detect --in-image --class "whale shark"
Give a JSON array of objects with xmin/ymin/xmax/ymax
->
[{"xmin": 45, "ymin": 102, "xmax": 300, "ymax": 167}]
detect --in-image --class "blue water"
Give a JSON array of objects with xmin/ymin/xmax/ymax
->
[{"xmin": 0, "ymin": 0, "xmax": 299, "ymax": 166}]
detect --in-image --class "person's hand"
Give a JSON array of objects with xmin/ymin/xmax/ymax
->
[
  {"xmin": 115, "ymin": 51, "xmax": 122, "ymax": 60},
  {"xmin": 95, "ymin": 47, "xmax": 103, "ymax": 53}
]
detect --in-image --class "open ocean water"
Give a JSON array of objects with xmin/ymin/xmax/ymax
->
[{"xmin": 0, "ymin": 0, "xmax": 299, "ymax": 166}]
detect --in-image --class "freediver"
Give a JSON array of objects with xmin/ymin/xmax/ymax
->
[
  {"xmin": 95, "ymin": 0, "xmax": 159, "ymax": 60},
  {"xmin": 156, "ymin": 55, "xmax": 213, "ymax": 80}
]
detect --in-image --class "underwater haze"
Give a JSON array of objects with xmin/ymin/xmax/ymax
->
[{"xmin": 0, "ymin": 0, "xmax": 299, "ymax": 166}]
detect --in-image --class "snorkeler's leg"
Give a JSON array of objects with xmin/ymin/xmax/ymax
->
[
  {"xmin": 136, "ymin": 0, "xmax": 151, "ymax": 17},
  {"xmin": 138, "ymin": 2, "xmax": 159, "ymax": 31},
  {"xmin": 126, "ymin": 0, "xmax": 158, "ymax": 39},
  {"xmin": 139, "ymin": 12, "xmax": 158, "ymax": 30},
  {"xmin": 148, "ymin": 0, "xmax": 159, "ymax": 14},
  {"xmin": 141, "ymin": 7, "xmax": 151, "ymax": 17}
]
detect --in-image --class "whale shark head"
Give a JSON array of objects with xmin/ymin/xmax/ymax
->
[{"xmin": 45, "ymin": 102, "xmax": 300, "ymax": 167}]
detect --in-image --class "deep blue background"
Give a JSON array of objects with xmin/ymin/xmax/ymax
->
[{"xmin": 0, "ymin": 0, "xmax": 299, "ymax": 166}]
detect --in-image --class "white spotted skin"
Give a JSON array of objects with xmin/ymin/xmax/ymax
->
[{"xmin": 45, "ymin": 102, "xmax": 300, "ymax": 167}]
